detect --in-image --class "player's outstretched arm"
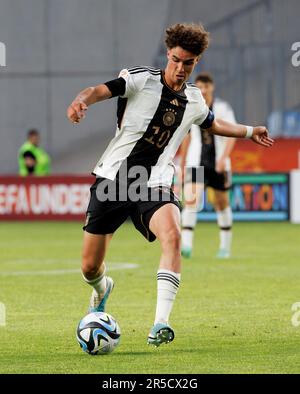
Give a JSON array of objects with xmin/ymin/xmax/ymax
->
[
  {"xmin": 207, "ymin": 118, "xmax": 274, "ymax": 148},
  {"xmin": 67, "ymin": 84, "xmax": 112, "ymax": 124}
]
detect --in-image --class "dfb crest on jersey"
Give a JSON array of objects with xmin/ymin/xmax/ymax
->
[{"xmin": 163, "ymin": 109, "xmax": 176, "ymax": 126}]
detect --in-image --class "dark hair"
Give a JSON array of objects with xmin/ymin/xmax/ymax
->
[
  {"xmin": 23, "ymin": 151, "xmax": 36, "ymax": 160},
  {"xmin": 27, "ymin": 129, "xmax": 40, "ymax": 137},
  {"xmin": 165, "ymin": 23, "xmax": 210, "ymax": 56},
  {"xmin": 195, "ymin": 72, "xmax": 214, "ymax": 84}
]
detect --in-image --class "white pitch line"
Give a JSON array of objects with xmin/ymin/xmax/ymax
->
[
  {"xmin": 0, "ymin": 262, "xmax": 139, "ymax": 277},
  {"xmin": 0, "ymin": 258, "xmax": 81, "ymax": 265}
]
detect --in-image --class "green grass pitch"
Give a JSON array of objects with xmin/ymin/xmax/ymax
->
[{"xmin": 0, "ymin": 221, "xmax": 299, "ymax": 374}]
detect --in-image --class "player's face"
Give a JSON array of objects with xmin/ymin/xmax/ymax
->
[
  {"xmin": 29, "ymin": 134, "xmax": 40, "ymax": 146},
  {"xmin": 166, "ymin": 47, "xmax": 199, "ymax": 88},
  {"xmin": 196, "ymin": 81, "xmax": 214, "ymax": 103}
]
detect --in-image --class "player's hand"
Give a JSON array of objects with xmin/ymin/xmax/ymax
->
[
  {"xmin": 67, "ymin": 101, "xmax": 88, "ymax": 124},
  {"xmin": 251, "ymin": 126, "xmax": 274, "ymax": 147},
  {"xmin": 216, "ymin": 157, "xmax": 226, "ymax": 173}
]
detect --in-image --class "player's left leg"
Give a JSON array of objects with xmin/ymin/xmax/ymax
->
[
  {"xmin": 147, "ymin": 203, "xmax": 181, "ymax": 346},
  {"xmin": 214, "ymin": 190, "xmax": 232, "ymax": 258}
]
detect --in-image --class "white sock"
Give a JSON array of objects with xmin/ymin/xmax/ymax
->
[
  {"xmin": 181, "ymin": 206, "xmax": 198, "ymax": 250},
  {"xmin": 154, "ymin": 269, "xmax": 181, "ymax": 325},
  {"xmin": 217, "ymin": 207, "xmax": 232, "ymax": 252},
  {"xmin": 82, "ymin": 264, "xmax": 107, "ymax": 296}
]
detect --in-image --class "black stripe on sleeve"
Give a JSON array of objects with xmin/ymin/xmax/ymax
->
[
  {"xmin": 130, "ymin": 69, "xmax": 161, "ymax": 76},
  {"xmin": 104, "ymin": 77, "xmax": 126, "ymax": 98},
  {"xmin": 186, "ymin": 82, "xmax": 198, "ymax": 88},
  {"xmin": 128, "ymin": 66, "xmax": 160, "ymax": 73},
  {"xmin": 200, "ymin": 109, "xmax": 215, "ymax": 129}
]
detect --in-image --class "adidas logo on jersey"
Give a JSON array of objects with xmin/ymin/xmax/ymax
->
[{"xmin": 170, "ymin": 99, "xmax": 179, "ymax": 106}]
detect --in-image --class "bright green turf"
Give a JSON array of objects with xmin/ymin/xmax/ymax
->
[{"xmin": 0, "ymin": 221, "xmax": 300, "ymax": 374}]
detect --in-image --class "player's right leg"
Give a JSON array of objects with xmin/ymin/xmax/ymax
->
[
  {"xmin": 181, "ymin": 181, "xmax": 204, "ymax": 258},
  {"xmin": 81, "ymin": 232, "xmax": 114, "ymax": 313}
]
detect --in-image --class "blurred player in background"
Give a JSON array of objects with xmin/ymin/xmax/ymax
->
[
  {"xmin": 18, "ymin": 129, "xmax": 51, "ymax": 176},
  {"xmin": 181, "ymin": 72, "xmax": 237, "ymax": 259},
  {"xmin": 67, "ymin": 23, "xmax": 273, "ymax": 347}
]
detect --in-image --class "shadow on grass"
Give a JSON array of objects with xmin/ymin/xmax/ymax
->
[{"xmin": 68, "ymin": 346, "xmax": 206, "ymax": 359}]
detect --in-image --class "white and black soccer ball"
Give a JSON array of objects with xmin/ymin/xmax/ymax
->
[{"xmin": 76, "ymin": 312, "xmax": 121, "ymax": 355}]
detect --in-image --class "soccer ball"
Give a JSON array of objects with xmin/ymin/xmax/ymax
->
[{"xmin": 76, "ymin": 312, "xmax": 121, "ymax": 355}]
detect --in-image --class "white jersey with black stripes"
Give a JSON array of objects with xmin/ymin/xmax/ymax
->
[
  {"xmin": 186, "ymin": 98, "xmax": 237, "ymax": 170},
  {"xmin": 93, "ymin": 66, "xmax": 213, "ymax": 187}
]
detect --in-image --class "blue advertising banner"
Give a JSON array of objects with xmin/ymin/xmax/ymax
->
[{"xmin": 198, "ymin": 173, "xmax": 289, "ymax": 221}]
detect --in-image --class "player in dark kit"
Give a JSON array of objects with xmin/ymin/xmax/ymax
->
[{"xmin": 67, "ymin": 23, "xmax": 273, "ymax": 347}]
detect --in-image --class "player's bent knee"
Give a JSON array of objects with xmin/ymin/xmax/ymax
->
[
  {"xmin": 216, "ymin": 200, "xmax": 229, "ymax": 211},
  {"xmin": 81, "ymin": 257, "xmax": 103, "ymax": 278},
  {"xmin": 159, "ymin": 227, "xmax": 181, "ymax": 252}
]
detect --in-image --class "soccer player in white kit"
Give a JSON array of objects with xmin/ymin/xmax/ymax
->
[
  {"xmin": 181, "ymin": 72, "xmax": 237, "ymax": 259},
  {"xmin": 67, "ymin": 23, "xmax": 273, "ymax": 347}
]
